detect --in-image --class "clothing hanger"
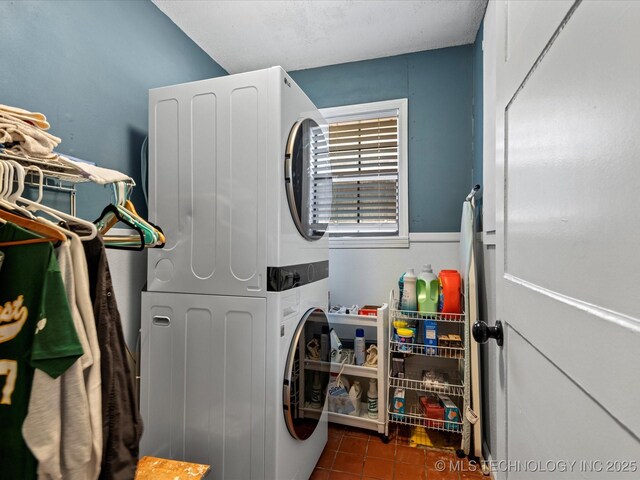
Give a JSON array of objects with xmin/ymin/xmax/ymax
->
[
  {"xmin": 118, "ymin": 182, "xmax": 165, "ymax": 247},
  {"xmin": 0, "ymin": 207, "xmax": 67, "ymax": 247},
  {"xmin": 0, "ymin": 160, "xmax": 37, "ymax": 219},
  {"xmin": 0, "ymin": 162, "xmax": 72, "ymax": 247},
  {"xmin": 95, "ymin": 181, "xmax": 164, "ymax": 249},
  {"xmin": 95, "ymin": 203, "xmax": 146, "ymax": 251},
  {"xmin": 124, "ymin": 199, "xmax": 165, "ymax": 246}
]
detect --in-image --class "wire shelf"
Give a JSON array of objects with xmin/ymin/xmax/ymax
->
[
  {"xmin": 0, "ymin": 150, "xmax": 133, "ymax": 185},
  {"xmin": 388, "ymin": 376, "xmax": 464, "ymax": 397},
  {"xmin": 0, "ymin": 151, "xmax": 87, "ymax": 180},
  {"xmin": 390, "ymin": 302, "xmax": 465, "ymax": 324},
  {"xmin": 388, "ymin": 402, "xmax": 462, "ymax": 433},
  {"xmin": 389, "ymin": 341, "xmax": 464, "ymax": 360},
  {"xmin": 304, "ymin": 359, "xmax": 377, "ymax": 378}
]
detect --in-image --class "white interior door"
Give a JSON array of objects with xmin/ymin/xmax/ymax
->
[{"xmin": 492, "ymin": 1, "xmax": 640, "ymax": 478}]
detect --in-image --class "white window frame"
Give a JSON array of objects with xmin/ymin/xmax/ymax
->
[{"xmin": 319, "ymin": 98, "xmax": 409, "ymax": 248}]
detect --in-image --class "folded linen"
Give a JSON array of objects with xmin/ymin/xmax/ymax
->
[
  {"xmin": 57, "ymin": 156, "xmax": 134, "ymax": 185},
  {"xmin": 0, "ymin": 104, "xmax": 50, "ymax": 130},
  {"xmin": 0, "ymin": 112, "xmax": 61, "ymax": 156}
]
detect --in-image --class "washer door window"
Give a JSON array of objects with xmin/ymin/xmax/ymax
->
[
  {"xmin": 285, "ymin": 118, "xmax": 330, "ymax": 240},
  {"xmin": 283, "ymin": 308, "xmax": 330, "ymax": 440}
]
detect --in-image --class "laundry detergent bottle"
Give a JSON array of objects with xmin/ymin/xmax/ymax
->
[
  {"xmin": 417, "ymin": 264, "xmax": 439, "ymax": 314},
  {"xmin": 438, "ymin": 270, "xmax": 462, "ymax": 313},
  {"xmin": 399, "ymin": 268, "xmax": 417, "ymax": 311}
]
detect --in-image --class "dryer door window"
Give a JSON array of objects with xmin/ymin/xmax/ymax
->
[
  {"xmin": 285, "ymin": 118, "xmax": 330, "ymax": 240},
  {"xmin": 283, "ymin": 308, "xmax": 330, "ymax": 440}
]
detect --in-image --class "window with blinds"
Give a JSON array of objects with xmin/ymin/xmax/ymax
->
[{"xmin": 313, "ymin": 103, "xmax": 405, "ymax": 239}]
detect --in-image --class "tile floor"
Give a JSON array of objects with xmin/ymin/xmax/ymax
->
[{"xmin": 311, "ymin": 424, "xmax": 486, "ymax": 480}]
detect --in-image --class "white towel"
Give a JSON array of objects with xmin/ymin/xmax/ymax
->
[
  {"xmin": 0, "ymin": 112, "xmax": 61, "ymax": 156},
  {"xmin": 57, "ymin": 156, "xmax": 133, "ymax": 185},
  {"xmin": 0, "ymin": 104, "xmax": 50, "ymax": 130}
]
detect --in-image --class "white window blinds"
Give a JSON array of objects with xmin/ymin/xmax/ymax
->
[{"xmin": 311, "ymin": 111, "xmax": 400, "ymax": 236}]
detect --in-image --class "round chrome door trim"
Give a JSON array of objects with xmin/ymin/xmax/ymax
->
[
  {"xmin": 282, "ymin": 307, "xmax": 327, "ymax": 441},
  {"xmin": 284, "ymin": 118, "xmax": 327, "ymax": 241}
]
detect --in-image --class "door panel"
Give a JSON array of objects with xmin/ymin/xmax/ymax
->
[
  {"xmin": 507, "ymin": 330, "xmax": 639, "ymax": 479},
  {"xmin": 493, "ymin": 1, "xmax": 640, "ymax": 478},
  {"xmin": 140, "ymin": 292, "xmax": 266, "ymax": 479},
  {"xmin": 505, "ymin": 1, "xmax": 640, "ymax": 317},
  {"xmin": 504, "ymin": 280, "xmax": 640, "ymax": 437},
  {"xmin": 502, "ymin": 0, "xmax": 574, "ymax": 101}
]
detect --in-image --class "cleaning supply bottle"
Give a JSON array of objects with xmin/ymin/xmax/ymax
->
[
  {"xmin": 320, "ymin": 326, "xmax": 330, "ymax": 362},
  {"xmin": 367, "ymin": 378, "xmax": 378, "ymax": 419},
  {"xmin": 400, "ymin": 268, "xmax": 417, "ymax": 311},
  {"xmin": 354, "ymin": 328, "xmax": 366, "ymax": 366},
  {"xmin": 417, "ymin": 264, "xmax": 439, "ymax": 313},
  {"xmin": 311, "ymin": 371, "xmax": 322, "ymax": 408},
  {"xmin": 438, "ymin": 270, "xmax": 462, "ymax": 313}
]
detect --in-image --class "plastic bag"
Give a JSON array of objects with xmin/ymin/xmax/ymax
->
[{"xmin": 327, "ymin": 362, "xmax": 356, "ymax": 415}]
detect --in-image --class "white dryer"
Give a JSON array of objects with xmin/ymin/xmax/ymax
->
[
  {"xmin": 146, "ymin": 66, "xmax": 330, "ymax": 297},
  {"xmin": 140, "ymin": 280, "xmax": 331, "ymax": 480}
]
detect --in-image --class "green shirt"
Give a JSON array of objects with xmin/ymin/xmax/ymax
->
[{"xmin": 0, "ymin": 222, "xmax": 83, "ymax": 479}]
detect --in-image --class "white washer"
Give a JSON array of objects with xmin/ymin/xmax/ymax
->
[
  {"xmin": 140, "ymin": 280, "xmax": 330, "ymax": 480},
  {"xmin": 266, "ymin": 280, "xmax": 330, "ymax": 480},
  {"xmin": 147, "ymin": 66, "xmax": 330, "ymax": 297}
]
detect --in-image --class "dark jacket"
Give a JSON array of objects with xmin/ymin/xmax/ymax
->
[{"xmin": 83, "ymin": 235, "xmax": 143, "ymax": 480}]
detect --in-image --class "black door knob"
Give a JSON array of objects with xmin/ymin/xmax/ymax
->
[{"xmin": 472, "ymin": 320, "xmax": 504, "ymax": 346}]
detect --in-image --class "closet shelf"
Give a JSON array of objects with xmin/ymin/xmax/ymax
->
[
  {"xmin": 388, "ymin": 376, "xmax": 464, "ymax": 397},
  {"xmin": 304, "ymin": 359, "xmax": 378, "ymax": 379},
  {"xmin": 324, "ymin": 306, "xmax": 389, "ymax": 437},
  {"xmin": 389, "ymin": 341, "xmax": 464, "ymax": 360},
  {"xmin": 388, "ymin": 403, "xmax": 463, "ymax": 433},
  {"xmin": 325, "ymin": 312, "xmax": 380, "ymax": 327},
  {"xmin": 0, "ymin": 151, "xmax": 89, "ymax": 183},
  {"xmin": 390, "ymin": 303, "xmax": 465, "ymax": 324},
  {"xmin": 302, "ymin": 402, "xmax": 385, "ymax": 430},
  {"xmin": 0, "ymin": 150, "xmax": 134, "ymax": 185}
]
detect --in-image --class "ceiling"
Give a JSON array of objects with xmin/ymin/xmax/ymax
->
[{"xmin": 153, "ymin": 0, "xmax": 487, "ymax": 74}]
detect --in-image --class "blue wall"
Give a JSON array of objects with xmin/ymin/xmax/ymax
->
[
  {"xmin": 290, "ymin": 46, "xmax": 474, "ymax": 232},
  {"xmin": 0, "ymin": 0, "xmax": 227, "ymax": 219}
]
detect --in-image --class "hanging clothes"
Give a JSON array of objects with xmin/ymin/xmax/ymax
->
[
  {"xmin": 23, "ymin": 231, "xmax": 103, "ymax": 480},
  {"xmin": 69, "ymin": 233, "xmax": 103, "ymax": 480},
  {"xmin": 81, "ymin": 234, "xmax": 143, "ymax": 480},
  {"xmin": 23, "ymin": 240, "xmax": 92, "ymax": 480},
  {"xmin": 0, "ymin": 222, "xmax": 84, "ymax": 480}
]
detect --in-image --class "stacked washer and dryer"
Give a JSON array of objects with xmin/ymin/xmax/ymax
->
[{"xmin": 141, "ymin": 67, "xmax": 332, "ymax": 479}]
